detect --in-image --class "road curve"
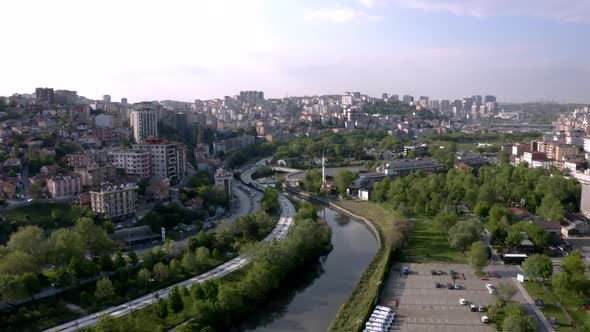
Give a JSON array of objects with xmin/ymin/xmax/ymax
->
[{"xmin": 44, "ymin": 160, "xmax": 294, "ymax": 332}]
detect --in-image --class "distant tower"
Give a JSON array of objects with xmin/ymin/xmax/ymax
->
[{"xmin": 322, "ymin": 150, "xmax": 326, "ymax": 184}]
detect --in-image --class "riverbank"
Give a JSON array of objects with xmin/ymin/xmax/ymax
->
[
  {"xmin": 85, "ymin": 203, "xmax": 332, "ymax": 332},
  {"xmin": 328, "ymin": 200, "xmax": 412, "ymax": 332}
]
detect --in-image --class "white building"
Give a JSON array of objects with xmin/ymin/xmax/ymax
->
[
  {"xmin": 109, "ymin": 149, "xmax": 151, "ymax": 179},
  {"xmin": 47, "ymin": 175, "xmax": 83, "ymax": 198},
  {"xmin": 90, "ymin": 183, "xmax": 138, "ymax": 219},
  {"xmin": 133, "ymin": 138, "xmax": 186, "ymax": 183},
  {"xmin": 129, "ymin": 109, "xmax": 158, "ymax": 143}
]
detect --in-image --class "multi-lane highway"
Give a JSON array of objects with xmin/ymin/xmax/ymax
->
[{"xmin": 45, "ymin": 160, "xmax": 294, "ymax": 332}]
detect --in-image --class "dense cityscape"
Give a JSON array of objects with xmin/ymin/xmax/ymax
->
[{"xmin": 2, "ymin": 1, "xmax": 590, "ymax": 332}]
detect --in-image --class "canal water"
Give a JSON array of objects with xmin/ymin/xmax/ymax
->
[{"xmin": 239, "ymin": 205, "xmax": 378, "ymax": 332}]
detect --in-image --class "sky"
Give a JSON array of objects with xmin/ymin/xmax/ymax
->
[{"xmin": 1, "ymin": 0, "xmax": 589, "ymax": 103}]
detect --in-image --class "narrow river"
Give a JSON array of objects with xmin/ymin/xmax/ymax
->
[{"xmin": 239, "ymin": 204, "xmax": 378, "ymax": 332}]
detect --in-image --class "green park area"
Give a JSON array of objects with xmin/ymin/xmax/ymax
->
[
  {"xmin": 401, "ymin": 217, "xmax": 464, "ymax": 263},
  {"xmin": 328, "ymin": 200, "xmax": 412, "ymax": 332},
  {"xmin": 1, "ymin": 202, "xmax": 76, "ymax": 230}
]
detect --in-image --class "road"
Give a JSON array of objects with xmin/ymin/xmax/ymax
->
[
  {"xmin": 45, "ymin": 161, "xmax": 295, "ymax": 332},
  {"xmin": 482, "ymin": 231, "xmax": 554, "ymax": 332}
]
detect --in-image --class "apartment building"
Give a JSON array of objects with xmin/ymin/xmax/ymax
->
[
  {"xmin": 133, "ymin": 138, "xmax": 186, "ymax": 183},
  {"xmin": 74, "ymin": 163, "xmax": 116, "ymax": 188},
  {"xmin": 90, "ymin": 183, "xmax": 138, "ymax": 219},
  {"xmin": 47, "ymin": 174, "xmax": 83, "ymax": 198},
  {"xmin": 109, "ymin": 149, "xmax": 151, "ymax": 179},
  {"xmin": 129, "ymin": 108, "xmax": 158, "ymax": 143}
]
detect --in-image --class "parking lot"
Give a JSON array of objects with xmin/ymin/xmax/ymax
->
[{"xmin": 380, "ymin": 263, "xmax": 523, "ymax": 332}]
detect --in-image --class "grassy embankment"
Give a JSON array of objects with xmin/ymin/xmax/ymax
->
[
  {"xmin": 328, "ymin": 201, "xmax": 410, "ymax": 332},
  {"xmin": 523, "ymin": 281, "xmax": 590, "ymax": 332}
]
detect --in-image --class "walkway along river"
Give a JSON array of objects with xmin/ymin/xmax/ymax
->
[{"xmin": 240, "ymin": 203, "xmax": 378, "ymax": 332}]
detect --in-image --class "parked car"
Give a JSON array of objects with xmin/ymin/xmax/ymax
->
[
  {"xmin": 454, "ymin": 284, "xmax": 462, "ymax": 290},
  {"xmin": 478, "ymin": 305, "xmax": 485, "ymax": 312},
  {"xmin": 447, "ymin": 283, "xmax": 454, "ymax": 289},
  {"xmin": 487, "ymin": 271, "xmax": 500, "ymax": 278},
  {"xmin": 459, "ymin": 298, "xmax": 468, "ymax": 305},
  {"xmin": 481, "ymin": 316, "xmax": 490, "ymax": 324},
  {"xmin": 470, "ymin": 304, "xmax": 477, "ymax": 312},
  {"xmin": 434, "ymin": 282, "xmax": 442, "ymax": 288}
]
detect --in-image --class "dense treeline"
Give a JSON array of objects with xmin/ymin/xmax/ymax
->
[
  {"xmin": 0, "ymin": 209, "xmax": 277, "ymax": 331},
  {"xmin": 87, "ymin": 202, "xmax": 332, "ymax": 332},
  {"xmin": 420, "ymin": 131, "xmax": 543, "ymax": 145},
  {"xmin": 371, "ymin": 164, "xmax": 580, "ymax": 220},
  {"xmin": 274, "ymin": 130, "xmax": 398, "ymax": 168}
]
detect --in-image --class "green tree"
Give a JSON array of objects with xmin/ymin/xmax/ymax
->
[
  {"xmin": 303, "ymin": 169, "xmax": 322, "ymax": 193},
  {"xmin": 502, "ymin": 313, "xmax": 537, "ymax": 332},
  {"xmin": 142, "ymin": 251, "xmax": 155, "ymax": 270},
  {"xmin": 448, "ymin": 220, "xmax": 482, "ymax": 253},
  {"xmin": 153, "ymin": 262, "xmax": 169, "ymax": 283},
  {"xmin": 51, "ymin": 209, "xmax": 62, "ymax": 221},
  {"xmin": 75, "ymin": 217, "xmax": 113, "ymax": 259},
  {"xmin": 561, "ymin": 250, "xmax": 586, "ymax": 276},
  {"xmin": 488, "ymin": 205, "xmax": 509, "ymax": 224},
  {"xmin": 0, "ymin": 251, "xmax": 40, "ymax": 275},
  {"xmin": 20, "ymin": 272, "xmax": 41, "ymax": 298},
  {"xmin": 7, "ymin": 225, "xmax": 47, "ymax": 257},
  {"xmin": 155, "ymin": 298, "xmax": 168, "ymax": 319},
  {"xmin": 195, "ymin": 247, "xmax": 212, "ymax": 269},
  {"xmin": 95, "ymin": 278, "xmax": 115, "ymax": 302},
  {"xmin": 506, "ymin": 230, "xmax": 523, "ymax": 249},
  {"xmin": 536, "ymin": 194, "xmax": 564, "ymax": 221},
  {"xmin": 0, "ymin": 274, "xmax": 26, "ymax": 301},
  {"xmin": 48, "ymin": 228, "xmax": 85, "ymax": 266},
  {"xmin": 169, "ymin": 258, "xmax": 181, "ymax": 278},
  {"xmin": 137, "ymin": 268, "xmax": 151, "ymax": 289},
  {"xmin": 522, "ymin": 254, "xmax": 553, "ymax": 282},
  {"xmin": 168, "ymin": 285, "xmax": 184, "ymax": 315},
  {"xmin": 114, "ymin": 251, "xmax": 126, "ymax": 269},
  {"xmin": 335, "ymin": 170, "xmax": 356, "ymax": 196},
  {"xmin": 128, "ymin": 250, "xmax": 138, "ymax": 266},
  {"xmin": 495, "ymin": 282, "xmax": 517, "ymax": 305},
  {"xmin": 102, "ymin": 221, "xmax": 114, "ymax": 234},
  {"xmin": 261, "ymin": 187, "xmax": 279, "ymax": 213},
  {"xmin": 181, "ymin": 252, "xmax": 198, "ymax": 272},
  {"xmin": 467, "ymin": 241, "xmax": 488, "ymax": 270},
  {"xmin": 432, "ymin": 212, "xmax": 458, "ymax": 238}
]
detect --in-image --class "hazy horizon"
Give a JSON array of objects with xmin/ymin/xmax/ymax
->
[{"xmin": 2, "ymin": 0, "xmax": 589, "ymax": 103}]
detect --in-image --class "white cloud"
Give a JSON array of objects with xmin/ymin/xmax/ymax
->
[
  {"xmin": 305, "ymin": 7, "xmax": 381, "ymax": 23},
  {"xmin": 357, "ymin": 0, "xmax": 376, "ymax": 8},
  {"xmin": 391, "ymin": 0, "xmax": 590, "ymax": 23}
]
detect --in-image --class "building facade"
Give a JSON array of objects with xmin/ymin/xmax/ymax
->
[
  {"xmin": 133, "ymin": 138, "xmax": 186, "ymax": 183},
  {"xmin": 109, "ymin": 149, "xmax": 151, "ymax": 179},
  {"xmin": 47, "ymin": 175, "xmax": 83, "ymax": 198},
  {"xmin": 129, "ymin": 109, "xmax": 158, "ymax": 143},
  {"xmin": 90, "ymin": 183, "xmax": 138, "ymax": 219}
]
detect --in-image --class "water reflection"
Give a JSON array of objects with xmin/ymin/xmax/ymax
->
[{"xmin": 239, "ymin": 205, "xmax": 378, "ymax": 332}]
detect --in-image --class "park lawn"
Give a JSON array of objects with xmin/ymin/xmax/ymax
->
[
  {"xmin": 402, "ymin": 217, "xmax": 465, "ymax": 263},
  {"xmin": 523, "ymin": 281, "xmax": 577, "ymax": 332},
  {"xmin": 0, "ymin": 202, "xmax": 75, "ymax": 230},
  {"xmin": 329, "ymin": 200, "xmax": 404, "ymax": 332}
]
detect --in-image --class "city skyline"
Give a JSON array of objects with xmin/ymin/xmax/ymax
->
[{"xmin": 2, "ymin": 0, "xmax": 589, "ymax": 103}]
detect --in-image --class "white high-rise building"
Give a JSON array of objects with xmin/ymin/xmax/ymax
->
[
  {"xmin": 133, "ymin": 138, "xmax": 186, "ymax": 183},
  {"xmin": 129, "ymin": 109, "xmax": 158, "ymax": 143}
]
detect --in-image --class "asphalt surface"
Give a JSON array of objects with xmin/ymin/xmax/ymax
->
[{"xmin": 44, "ymin": 161, "xmax": 295, "ymax": 332}]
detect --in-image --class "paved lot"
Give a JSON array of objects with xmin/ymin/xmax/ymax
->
[{"xmin": 380, "ymin": 263, "xmax": 519, "ymax": 332}]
